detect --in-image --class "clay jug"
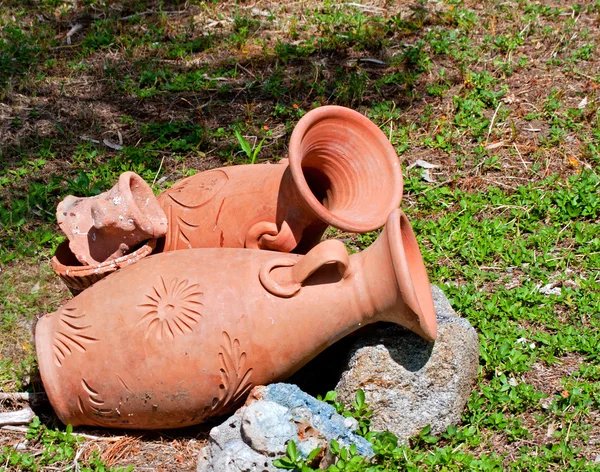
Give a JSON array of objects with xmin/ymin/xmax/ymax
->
[
  {"xmin": 157, "ymin": 105, "xmax": 403, "ymax": 253},
  {"xmin": 35, "ymin": 209, "xmax": 435, "ymax": 429},
  {"xmin": 57, "ymin": 172, "xmax": 168, "ymax": 265}
]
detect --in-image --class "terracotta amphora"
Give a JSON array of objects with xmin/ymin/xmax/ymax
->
[
  {"xmin": 35, "ymin": 209, "xmax": 435, "ymax": 429},
  {"xmin": 57, "ymin": 172, "xmax": 168, "ymax": 266},
  {"xmin": 157, "ymin": 105, "xmax": 403, "ymax": 253}
]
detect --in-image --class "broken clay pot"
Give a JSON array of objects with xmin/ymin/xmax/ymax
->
[
  {"xmin": 35, "ymin": 209, "xmax": 436, "ymax": 429},
  {"xmin": 51, "ymin": 239, "xmax": 157, "ymax": 295},
  {"xmin": 157, "ymin": 105, "xmax": 403, "ymax": 253},
  {"xmin": 57, "ymin": 172, "xmax": 168, "ymax": 265}
]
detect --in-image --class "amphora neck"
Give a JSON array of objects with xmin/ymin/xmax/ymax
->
[{"xmin": 351, "ymin": 209, "xmax": 437, "ymax": 342}]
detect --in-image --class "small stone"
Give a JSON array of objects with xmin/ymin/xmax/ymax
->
[
  {"xmin": 14, "ymin": 442, "xmax": 27, "ymax": 451},
  {"xmin": 297, "ymin": 437, "xmax": 324, "ymax": 458},
  {"xmin": 290, "ymin": 406, "xmax": 314, "ymax": 424},
  {"xmin": 240, "ymin": 401, "xmax": 296, "ymax": 456},
  {"xmin": 201, "ymin": 440, "xmax": 272, "ymax": 472},
  {"xmin": 539, "ymin": 283, "xmax": 561, "ymax": 296},
  {"xmin": 343, "ymin": 416, "xmax": 359, "ymax": 431}
]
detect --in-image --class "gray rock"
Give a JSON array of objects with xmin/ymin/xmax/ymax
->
[
  {"xmin": 241, "ymin": 401, "xmax": 296, "ymax": 456},
  {"xmin": 335, "ymin": 285, "xmax": 479, "ymax": 441},
  {"xmin": 199, "ymin": 440, "xmax": 272, "ymax": 472},
  {"xmin": 430, "ymin": 284, "xmax": 458, "ymax": 317},
  {"xmin": 197, "ymin": 383, "xmax": 373, "ymax": 472},
  {"xmin": 254, "ymin": 383, "xmax": 373, "ymax": 456}
]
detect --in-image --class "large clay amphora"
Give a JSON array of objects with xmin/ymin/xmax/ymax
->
[
  {"xmin": 35, "ymin": 209, "xmax": 435, "ymax": 429},
  {"xmin": 157, "ymin": 105, "xmax": 403, "ymax": 253}
]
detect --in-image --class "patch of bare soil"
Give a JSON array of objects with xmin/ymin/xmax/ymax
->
[
  {"xmin": 0, "ymin": 425, "xmax": 208, "ymax": 471},
  {"xmin": 521, "ymin": 354, "xmax": 584, "ymax": 396},
  {"xmin": 483, "ymin": 409, "xmax": 600, "ymax": 469}
]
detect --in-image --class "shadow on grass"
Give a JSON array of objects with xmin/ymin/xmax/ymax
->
[{"xmin": 0, "ymin": 0, "xmax": 441, "ymax": 165}]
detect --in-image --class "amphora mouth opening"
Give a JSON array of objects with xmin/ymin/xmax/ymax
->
[{"xmin": 289, "ymin": 105, "xmax": 404, "ymax": 233}]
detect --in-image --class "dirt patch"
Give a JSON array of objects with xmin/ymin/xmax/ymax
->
[
  {"xmin": 521, "ymin": 354, "xmax": 584, "ymax": 396},
  {"xmin": 0, "ymin": 425, "xmax": 209, "ymax": 471}
]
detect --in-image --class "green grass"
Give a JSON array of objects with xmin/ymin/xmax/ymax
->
[
  {"xmin": 321, "ymin": 172, "xmax": 599, "ymax": 470},
  {"xmin": 0, "ymin": 418, "xmax": 131, "ymax": 471},
  {"xmin": 0, "ymin": 0, "xmax": 599, "ymax": 469}
]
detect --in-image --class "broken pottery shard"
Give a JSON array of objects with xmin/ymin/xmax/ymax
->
[{"xmin": 57, "ymin": 171, "xmax": 167, "ymax": 265}]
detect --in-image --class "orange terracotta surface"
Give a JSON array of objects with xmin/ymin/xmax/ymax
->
[
  {"xmin": 51, "ymin": 239, "xmax": 157, "ymax": 295},
  {"xmin": 35, "ymin": 209, "xmax": 436, "ymax": 429},
  {"xmin": 57, "ymin": 172, "xmax": 167, "ymax": 265},
  {"xmin": 157, "ymin": 105, "xmax": 403, "ymax": 253}
]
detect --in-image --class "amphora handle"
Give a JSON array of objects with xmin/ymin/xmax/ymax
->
[
  {"xmin": 245, "ymin": 221, "xmax": 297, "ymax": 253},
  {"xmin": 259, "ymin": 239, "xmax": 349, "ymax": 298}
]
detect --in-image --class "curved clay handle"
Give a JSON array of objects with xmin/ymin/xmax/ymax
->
[
  {"xmin": 291, "ymin": 239, "xmax": 349, "ymax": 283},
  {"xmin": 245, "ymin": 221, "xmax": 278, "ymax": 249},
  {"xmin": 245, "ymin": 221, "xmax": 298, "ymax": 253},
  {"xmin": 260, "ymin": 239, "xmax": 349, "ymax": 298}
]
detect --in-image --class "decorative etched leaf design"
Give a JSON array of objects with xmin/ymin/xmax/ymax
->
[
  {"xmin": 52, "ymin": 306, "xmax": 99, "ymax": 367},
  {"xmin": 202, "ymin": 332, "xmax": 253, "ymax": 419},
  {"xmin": 77, "ymin": 378, "xmax": 119, "ymax": 424}
]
